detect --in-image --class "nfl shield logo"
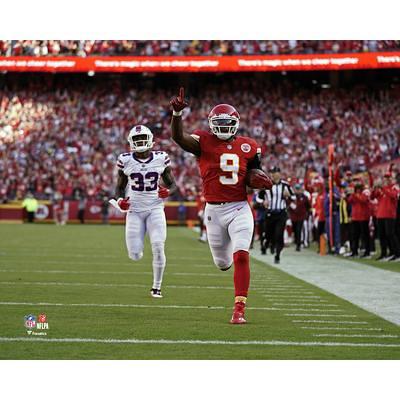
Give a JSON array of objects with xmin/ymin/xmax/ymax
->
[{"xmin": 24, "ymin": 314, "xmax": 36, "ymax": 329}]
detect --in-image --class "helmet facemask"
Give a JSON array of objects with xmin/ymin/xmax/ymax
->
[
  {"xmin": 128, "ymin": 129, "xmax": 154, "ymax": 153},
  {"xmin": 208, "ymin": 114, "xmax": 239, "ymax": 140}
]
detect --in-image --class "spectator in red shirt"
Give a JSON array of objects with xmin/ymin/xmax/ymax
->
[
  {"xmin": 347, "ymin": 180, "xmax": 371, "ymax": 258},
  {"xmin": 371, "ymin": 173, "xmax": 400, "ymax": 260}
]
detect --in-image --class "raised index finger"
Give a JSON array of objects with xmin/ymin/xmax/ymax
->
[{"xmin": 179, "ymin": 87, "xmax": 184, "ymax": 100}]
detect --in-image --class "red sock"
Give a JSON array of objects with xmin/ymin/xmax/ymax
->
[{"xmin": 233, "ymin": 250, "xmax": 250, "ymax": 298}]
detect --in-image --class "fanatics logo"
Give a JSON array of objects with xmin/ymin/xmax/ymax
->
[{"xmin": 241, "ymin": 143, "xmax": 251, "ymax": 153}]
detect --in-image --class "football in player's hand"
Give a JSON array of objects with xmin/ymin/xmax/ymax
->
[{"xmin": 246, "ymin": 169, "xmax": 273, "ymax": 189}]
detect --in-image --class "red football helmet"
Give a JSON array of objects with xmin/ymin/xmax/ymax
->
[{"xmin": 208, "ymin": 104, "xmax": 240, "ymax": 140}]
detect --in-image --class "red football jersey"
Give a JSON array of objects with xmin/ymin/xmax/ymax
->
[{"xmin": 192, "ymin": 130, "xmax": 261, "ymax": 202}]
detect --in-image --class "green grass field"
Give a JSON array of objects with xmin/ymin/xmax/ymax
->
[{"xmin": 0, "ymin": 224, "xmax": 399, "ymax": 359}]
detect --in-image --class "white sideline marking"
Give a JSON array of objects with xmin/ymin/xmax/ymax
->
[
  {"xmin": 301, "ymin": 327, "xmax": 383, "ymax": 331},
  {"xmin": 0, "ymin": 337, "xmax": 399, "ymax": 348},
  {"xmin": 251, "ymin": 248, "xmax": 400, "ymax": 326},
  {"xmin": 293, "ymin": 320, "xmax": 368, "ymax": 324},
  {"xmin": 273, "ymin": 303, "xmax": 338, "ymax": 307},
  {"xmin": 312, "ymin": 334, "xmax": 399, "ymax": 338},
  {"xmin": 286, "ymin": 313, "xmax": 357, "ymax": 317},
  {"xmin": 0, "ymin": 281, "xmax": 234, "ymax": 291},
  {"xmin": 0, "ymin": 269, "xmax": 224, "ymax": 277},
  {"xmin": 0, "ymin": 301, "xmax": 294, "ymax": 312}
]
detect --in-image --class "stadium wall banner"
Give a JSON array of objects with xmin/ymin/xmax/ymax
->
[
  {"xmin": 0, "ymin": 52, "xmax": 399, "ymax": 73},
  {"xmin": 0, "ymin": 200, "xmax": 198, "ymax": 225}
]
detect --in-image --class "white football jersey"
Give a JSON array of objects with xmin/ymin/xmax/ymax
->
[{"xmin": 117, "ymin": 151, "xmax": 171, "ymax": 212}]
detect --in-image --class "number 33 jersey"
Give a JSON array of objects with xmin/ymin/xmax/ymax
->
[
  {"xmin": 117, "ymin": 151, "xmax": 170, "ymax": 212},
  {"xmin": 191, "ymin": 130, "xmax": 261, "ymax": 203}
]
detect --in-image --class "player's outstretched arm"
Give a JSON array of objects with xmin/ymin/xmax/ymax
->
[{"xmin": 170, "ymin": 87, "xmax": 201, "ymax": 156}]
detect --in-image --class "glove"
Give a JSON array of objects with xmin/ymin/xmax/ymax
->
[
  {"xmin": 117, "ymin": 197, "xmax": 130, "ymax": 211},
  {"xmin": 158, "ymin": 187, "xmax": 170, "ymax": 199},
  {"xmin": 170, "ymin": 87, "xmax": 188, "ymax": 114}
]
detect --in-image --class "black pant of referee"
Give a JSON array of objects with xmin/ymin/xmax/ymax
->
[{"xmin": 264, "ymin": 210, "xmax": 287, "ymax": 264}]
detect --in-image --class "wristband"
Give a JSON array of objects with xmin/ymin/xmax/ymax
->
[{"xmin": 173, "ymin": 110, "xmax": 183, "ymax": 117}]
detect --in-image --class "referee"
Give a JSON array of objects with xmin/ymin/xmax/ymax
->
[{"xmin": 257, "ymin": 166, "xmax": 295, "ymax": 264}]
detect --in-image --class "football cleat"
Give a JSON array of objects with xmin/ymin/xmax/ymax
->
[
  {"xmin": 150, "ymin": 288, "xmax": 163, "ymax": 298},
  {"xmin": 230, "ymin": 301, "xmax": 247, "ymax": 324}
]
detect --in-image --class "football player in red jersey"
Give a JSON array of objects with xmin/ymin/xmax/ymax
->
[{"xmin": 170, "ymin": 88, "xmax": 272, "ymax": 324}]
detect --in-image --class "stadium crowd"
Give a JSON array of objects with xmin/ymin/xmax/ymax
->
[
  {"xmin": 251, "ymin": 163, "xmax": 400, "ymax": 262},
  {"xmin": 1, "ymin": 40, "xmax": 400, "ymax": 57},
  {"xmin": 1, "ymin": 76, "xmax": 399, "ymax": 205}
]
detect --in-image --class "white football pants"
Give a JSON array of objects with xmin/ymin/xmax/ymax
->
[
  {"xmin": 204, "ymin": 201, "xmax": 254, "ymax": 270},
  {"xmin": 125, "ymin": 207, "xmax": 167, "ymax": 290}
]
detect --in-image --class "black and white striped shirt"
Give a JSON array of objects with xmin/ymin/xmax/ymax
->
[{"xmin": 257, "ymin": 180, "xmax": 295, "ymax": 212}]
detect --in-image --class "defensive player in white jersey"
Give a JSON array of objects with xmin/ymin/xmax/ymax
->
[{"xmin": 114, "ymin": 125, "xmax": 176, "ymax": 298}]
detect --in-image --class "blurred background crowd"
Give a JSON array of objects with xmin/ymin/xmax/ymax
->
[
  {"xmin": 1, "ymin": 72, "xmax": 399, "ymax": 203},
  {"xmin": 1, "ymin": 40, "xmax": 400, "ymax": 57}
]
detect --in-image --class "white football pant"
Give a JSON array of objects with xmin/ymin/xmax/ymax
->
[
  {"xmin": 204, "ymin": 201, "xmax": 254, "ymax": 270},
  {"xmin": 125, "ymin": 207, "xmax": 167, "ymax": 290}
]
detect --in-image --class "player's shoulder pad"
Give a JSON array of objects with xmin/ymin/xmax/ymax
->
[
  {"xmin": 117, "ymin": 152, "xmax": 131, "ymax": 169},
  {"xmin": 191, "ymin": 129, "xmax": 209, "ymax": 142},
  {"xmin": 153, "ymin": 151, "xmax": 171, "ymax": 166}
]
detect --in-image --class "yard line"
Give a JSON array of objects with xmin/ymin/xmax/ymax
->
[
  {"xmin": 1, "ymin": 253, "xmax": 211, "ymax": 260},
  {"xmin": 261, "ymin": 286, "xmax": 305, "ymax": 289},
  {"xmin": 292, "ymin": 320, "xmax": 368, "ymax": 324},
  {"xmin": 262, "ymin": 294, "xmax": 321, "ymax": 299},
  {"xmin": 0, "ymin": 259, "xmax": 213, "ymax": 268},
  {"xmin": 0, "ymin": 269, "xmax": 224, "ymax": 277},
  {"xmin": 0, "ymin": 301, "xmax": 226, "ymax": 310},
  {"xmin": 0, "ymin": 301, "xmax": 340, "ymax": 313},
  {"xmin": 312, "ymin": 334, "xmax": 399, "ymax": 338},
  {"xmin": 0, "ymin": 281, "xmax": 234, "ymax": 290},
  {"xmin": 0, "ymin": 301, "xmax": 285, "ymax": 312},
  {"xmin": 0, "ymin": 337, "xmax": 399, "ymax": 348},
  {"xmin": 272, "ymin": 308, "xmax": 344, "ymax": 312},
  {"xmin": 259, "ymin": 289, "xmax": 315, "ymax": 293},
  {"xmin": 273, "ymin": 303, "xmax": 338, "ymax": 307},
  {"xmin": 301, "ymin": 327, "xmax": 383, "ymax": 331},
  {"xmin": 286, "ymin": 313, "xmax": 357, "ymax": 317}
]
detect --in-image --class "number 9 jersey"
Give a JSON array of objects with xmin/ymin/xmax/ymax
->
[
  {"xmin": 117, "ymin": 151, "xmax": 170, "ymax": 212},
  {"xmin": 191, "ymin": 130, "xmax": 261, "ymax": 203}
]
